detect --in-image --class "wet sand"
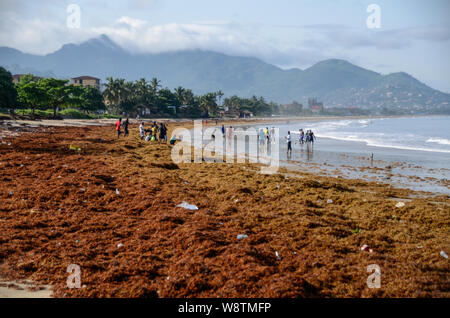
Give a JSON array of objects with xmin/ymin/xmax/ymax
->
[
  {"xmin": 0, "ymin": 280, "xmax": 52, "ymax": 298},
  {"xmin": 0, "ymin": 122, "xmax": 449, "ymax": 297}
]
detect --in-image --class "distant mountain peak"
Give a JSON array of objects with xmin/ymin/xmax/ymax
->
[{"xmin": 84, "ymin": 34, "xmax": 123, "ymax": 51}]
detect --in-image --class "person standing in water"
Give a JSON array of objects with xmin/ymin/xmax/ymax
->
[
  {"xmin": 221, "ymin": 124, "xmax": 225, "ymax": 136},
  {"xmin": 286, "ymin": 131, "xmax": 292, "ymax": 156},
  {"xmin": 310, "ymin": 130, "xmax": 316, "ymax": 144},
  {"xmin": 123, "ymin": 118, "xmax": 129, "ymax": 137},
  {"xmin": 259, "ymin": 128, "xmax": 265, "ymax": 146},
  {"xmin": 115, "ymin": 118, "xmax": 122, "ymax": 139},
  {"xmin": 270, "ymin": 127, "xmax": 276, "ymax": 143}
]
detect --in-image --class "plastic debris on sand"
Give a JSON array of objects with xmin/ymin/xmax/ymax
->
[
  {"xmin": 395, "ymin": 202, "xmax": 405, "ymax": 208},
  {"xmin": 176, "ymin": 201, "xmax": 199, "ymax": 210}
]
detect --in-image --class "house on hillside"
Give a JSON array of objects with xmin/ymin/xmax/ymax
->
[
  {"xmin": 12, "ymin": 74, "xmax": 41, "ymax": 84},
  {"xmin": 71, "ymin": 76, "xmax": 101, "ymax": 90}
]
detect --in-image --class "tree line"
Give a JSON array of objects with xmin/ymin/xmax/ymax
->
[{"xmin": 0, "ymin": 66, "xmax": 314, "ymax": 118}]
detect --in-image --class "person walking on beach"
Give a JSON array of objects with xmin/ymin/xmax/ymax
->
[
  {"xmin": 159, "ymin": 123, "xmax": 167, "ymax": 143},
  {"xmin": 115, "ymin": 118, "xmax": 122, "ymax": 139},
  {"xmin": 221, "ymin": 125, "xmax": 225, "ymax": 136},
  {"xmin": 123, "ymin": 118, "xmax": 129, "ymax": 137},
  {"xmin": 286, "ymin": 131, "xmax": 292, "ymax": 156},
  {"xmin": 139, "ymin": 122, "xmax": 145, "ymax": 140}
]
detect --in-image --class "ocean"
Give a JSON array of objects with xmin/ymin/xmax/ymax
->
[
  {"xmin": 254, "ymin": 116, "xmax": 450, "ymax": 194},
  {"xmin": 288, "ymin": 116, "xmax": 450, "ymax": 154}
]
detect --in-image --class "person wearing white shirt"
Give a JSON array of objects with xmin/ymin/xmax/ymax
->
[
  {"xmin": 139, "ymin": 122, "xmax": 145, "ymax": 140},
  {"xmin": 286, "ymin": 131, "xmax": 292, "ymax": 156}
]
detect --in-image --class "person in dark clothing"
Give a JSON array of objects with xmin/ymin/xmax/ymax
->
[
  {"xmin": 123, "ymin": 118, "xmax": 129, "ymax": 137},
  {"xmin": 159, "ymin": 123, "xmax": 167, "ymax": 143}
]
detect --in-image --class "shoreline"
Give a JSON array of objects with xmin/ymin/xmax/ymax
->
[
  {"xmin": 2, "ymin": 115, "xmax": 449, "ymax": 195},
  {"xmin": 1, "ymin": 114, "xmax": 445, "ymax": 129}
]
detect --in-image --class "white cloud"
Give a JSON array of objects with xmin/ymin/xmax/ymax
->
[{"xmin": 0, "ymin": 8, "xmax": 449, "ymax": 91}]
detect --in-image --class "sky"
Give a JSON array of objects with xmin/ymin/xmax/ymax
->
[{"xmin": 0, "ymin": 0, "xmax": 449, "ymax": 92}]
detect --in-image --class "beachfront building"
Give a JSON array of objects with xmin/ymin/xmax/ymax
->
[
  {"xmin": 12, "ymin": 74, "xmax": 41, "ymax": 84},
  {"xmin": 308, "ymin": 97, "xmax": 324, "ymax": 114},
  {"xmin": 71, "ymin": 76, "xmax": 101, "ymax": 90}
]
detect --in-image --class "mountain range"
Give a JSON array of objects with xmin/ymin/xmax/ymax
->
[{"xmin": 1, "ymin": 34, "xmax": 449, "ymax": 110}]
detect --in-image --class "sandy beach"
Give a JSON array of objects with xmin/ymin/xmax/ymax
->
[{"xmin": 0, "ymin": 120, "xmax": 449, "ymax": 297}]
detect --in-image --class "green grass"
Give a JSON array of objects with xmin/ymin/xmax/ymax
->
[
  {"xmin": 9, "ymin": 108, "xmax": 123, "ymax": 119},
  {"xmin": 59, "ymin": 108, "xmax": 95, "ymax": 119}
]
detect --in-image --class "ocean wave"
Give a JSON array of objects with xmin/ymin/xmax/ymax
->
[
  {"xmin": 317, "ymin": 134, "xmax": 450, "ymax": 154},
  {"xmin": 426, "ymin": 138, "xmax": 450, "ymax": 145}
]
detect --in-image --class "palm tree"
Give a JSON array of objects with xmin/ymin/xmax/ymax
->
[
  {"xmin": 150, "ymin": 77, "xmax": 161, "ymax": 94},
  {"xmin": 135, "ymin": 78, "xmax": 150, "ymax": 115},
  {"xmin": 103, "ymin": 77, "xmax": 120, "ymax": 114},
  {"xmin": 216, "ymin": 89, "xmax": 224, "ymax": 107},
  {"xmin": 199, "ymin": 92, "xmax": 218, "ymax": 118},
  {"xmin": 174, "ymin": 86, "xmax": 185, "ymax": 106},
  {"xmin": 182, "ymin": 89, "xmax": 195, "ymax": 105}
]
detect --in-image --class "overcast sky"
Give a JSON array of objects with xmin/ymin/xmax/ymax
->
[{"xmin": 0, "ymin": 0, "xmax": 449, "ymax": 92}]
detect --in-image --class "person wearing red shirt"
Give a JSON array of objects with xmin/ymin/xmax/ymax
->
[{"xmin": 116, "ymin": 118, "xmax": 122, "ymax": 139}]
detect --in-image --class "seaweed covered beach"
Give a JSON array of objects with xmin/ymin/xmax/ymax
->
[{"xmin": 0, "ymin": 122, "xmax": 449, "ymax": 297}]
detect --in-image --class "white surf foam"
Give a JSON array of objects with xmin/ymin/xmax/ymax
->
[
  {"xmin": 426, "ymin": 138, "xmax": 450, "ymax": 145},
  {"xmin": 317, "ymin": 133, "xmax": 450, "ymax": 154}
]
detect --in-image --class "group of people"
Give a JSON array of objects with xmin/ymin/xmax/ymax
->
[
  {"xmin": 114, "ymin": 118, "xmax": 168, "ymax": 143},
  {"xmin": 139, "ymin": 121, "xmax": 168, "ymax": 143},
  {"xmin": 297, "ymin": 129, "xmax": 316, "ymax": 145},
  {"xmin": 258, "ymin": 127, "xmax": 277, "ymax": 145},
  {"xmin": 286, "ymin": 129, "xmax": 316, "ymax": 155},
  {"xmin": 115, "ymin": 118, "xmax": 129, "ymax": 138}
]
